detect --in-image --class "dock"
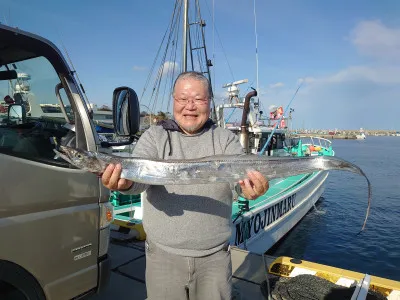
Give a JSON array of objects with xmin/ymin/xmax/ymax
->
[
  {"xmin": 91, "ymin": 229, "xmax": 271, "ymax": 300},
  {"xmin": 91, "ymin": 229, "xmax": 400, "ymax": 300}
]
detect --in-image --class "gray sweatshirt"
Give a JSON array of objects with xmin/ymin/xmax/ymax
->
[{"xmin": 123, "ymin": 119, "xmax": 244, "ymax": 257}]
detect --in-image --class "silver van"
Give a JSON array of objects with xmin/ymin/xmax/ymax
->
[{"xmin": 0, "ymin": 24, "xmax": 139, "ymax": 299}]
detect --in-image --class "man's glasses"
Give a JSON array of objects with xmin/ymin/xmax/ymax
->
[{"xmin": 174, "ymin": 98, "xmax": 209, "ymax": 105}]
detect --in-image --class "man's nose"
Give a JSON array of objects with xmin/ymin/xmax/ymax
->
[{"xmin": 185, "ymin": 100, "xmax": 197, "ymax": 108}]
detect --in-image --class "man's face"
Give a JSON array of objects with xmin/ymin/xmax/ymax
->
[{"xmin": 173, "ymin": 78, "xmax": 210, "ymax": 135}]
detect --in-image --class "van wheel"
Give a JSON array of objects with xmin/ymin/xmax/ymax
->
[{"xmin": 0, "ymin": 261, "xmax": 45, "ymax": 300}]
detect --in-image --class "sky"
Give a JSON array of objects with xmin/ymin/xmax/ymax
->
[{"xmin": 1, "ymin": 0, "xmax": 400, "ymax": 130}]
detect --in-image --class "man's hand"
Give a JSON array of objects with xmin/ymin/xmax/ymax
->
[
  {"xmin": 101, "ymin": 164, "xmax": 133, "ymax": 191},
  {"xmin": 238, "ymin": 171, "xmax": 269, "ymax": 200}
]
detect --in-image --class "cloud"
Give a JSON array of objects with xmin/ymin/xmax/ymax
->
[
  {"xmin": 269, "ymin": 82, "xmax": 284, "ymax": 89},
  {"xmin": 301, "ymin": 66, "xmax": 400, "ymax": 86},
  {"xmin": 350, "ymin": 20, "xmax": 400, "ymax": 62},
  {"xmin": 133, "ymin": 65, "xmax": 147, "ymax": 71},
  {"xmin": 255, "ymin": 86, "xmax": 268, "ymax": 97},
  {"xmin": 272, "ymin": 21, "xmax": 400, "ymax": 130},
  {"xmin": 299, "ymin": 20, "xmax": 400, "ymax": 88},
  {"xmin": 297, "ymin": 77, "xmax": 316, "ymax": 85},
  {"xmin": 160, "ymin": 61, "xmax": 180, "ymax": 77}
]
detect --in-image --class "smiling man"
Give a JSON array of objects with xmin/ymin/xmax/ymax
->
[
  {"xmin": 101, "ymin": 71, "xmax": 269, "ymax": 300},
  {"xmin": 172, "ymin": 72, "xmax": 212, "ymax": 134}
]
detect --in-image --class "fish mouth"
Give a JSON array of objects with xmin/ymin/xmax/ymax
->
[
  {"xmin": 53, "ymin": 148, "xmax": 73, "ymax": 164},
  {"xmin": 59, "ymin": 145, "xmax": 71, "ymax": 153},
  {"xmin": 54, "ymin": 145, "xmax": 79, "ymax": 165}
]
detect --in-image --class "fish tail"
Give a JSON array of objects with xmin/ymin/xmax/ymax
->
[
  {"xmin": 324, "ymin": 157, "xmax": 372, "ymax": 233},
  {"xmin": 359, "ymin": 175, "xmax": 372, "ymax": 233},
  {"xmin": 346, "ymin": 161, "xmax": 371, "ymax": 233}
]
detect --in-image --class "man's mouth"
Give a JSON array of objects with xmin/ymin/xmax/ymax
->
[{"xmin": 184, "ymin": 115, "xmax": 198, "ymax": 119}]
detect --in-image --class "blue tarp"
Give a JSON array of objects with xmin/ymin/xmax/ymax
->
[{"xmin": 95, "ymin": 125, "xmax": 114, "ymax": 133}]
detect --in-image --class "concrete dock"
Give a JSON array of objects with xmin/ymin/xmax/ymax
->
[
  {"xmin": 89, "ymin": 228, "xmax": 400, "ymax": 300},
  {"xmin": 90, "ymin": 229, "xmax": 272, "ymax": 300}
]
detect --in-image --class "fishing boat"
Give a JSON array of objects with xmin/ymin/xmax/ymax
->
[
  {"xmin": 110, "ymin": 0, "xmax": 336, "ymax": 254},
  {"xmin": 356, "ymin": 128, "xmax": 367, "ymax": 140},
  {"xmin": 215, "ymin": 82, "xmax": 335, "ymax": 253}
]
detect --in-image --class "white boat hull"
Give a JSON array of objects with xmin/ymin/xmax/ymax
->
[{"xmin": 231, "ymin": 170, "xmax": 329, "ymax": 254}]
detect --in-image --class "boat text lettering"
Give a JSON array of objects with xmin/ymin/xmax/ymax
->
[{"xmin": 234, "ymin": 193, "xmax": 297, "ymax": 246}]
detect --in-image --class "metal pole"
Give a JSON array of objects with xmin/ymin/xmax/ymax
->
[{"xmin": 182, "ymin": 0, "xmax": 188, "ymax": 72}]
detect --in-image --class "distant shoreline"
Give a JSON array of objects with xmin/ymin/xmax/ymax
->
[{"xmin": 295, "ymin": 133, "xmax": 399, "ymax": 139}]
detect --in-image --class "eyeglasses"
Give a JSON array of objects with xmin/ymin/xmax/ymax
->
[{"xmin": 174, "ymin": 98, "xmax": 209, "ymax": 105}]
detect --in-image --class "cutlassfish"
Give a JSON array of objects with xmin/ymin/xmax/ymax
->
[{"xmin": 56, "ymin": 145, "xmax": 371, "ymax": 231}]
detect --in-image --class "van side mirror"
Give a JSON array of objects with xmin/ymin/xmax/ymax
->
[
  {"xmin": 8, "ymin": 104, "xmax": 26, "ymax": 124},
  {"xmin": 99, "ymin": 87, "xmax": 140, "ymax": 148},
  {"xmin": 112, "ymin": 87, "xmax": 140, "ymax": 137}
]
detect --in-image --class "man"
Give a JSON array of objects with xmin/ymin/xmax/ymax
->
[{"xmin": 102, "ymin": 71, "xmax": 269, "ymax": 300}]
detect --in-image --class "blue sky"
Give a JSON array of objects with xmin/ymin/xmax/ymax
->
[{"xmin": 1, "ymin": 0, "xmax": 399, "ymax": 130}]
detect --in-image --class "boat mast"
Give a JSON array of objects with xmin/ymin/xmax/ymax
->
[
  {"xmin": 182, "ymin": 0, "xmax": 189, "ymax": 72},
  {"xmin": 182, "ymin": 0, "xmax": 217, "ymax": 121}
]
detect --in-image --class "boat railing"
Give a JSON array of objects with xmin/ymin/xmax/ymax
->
[{"xmin": 297, "ymin": 135, "xmax": 332, "ymax": 149}]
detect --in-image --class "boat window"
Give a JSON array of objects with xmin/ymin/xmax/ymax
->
[
  {"xmin": 0, "ymin": 56, "xmax": 75, "ymax": 167},
  {"xmin": 256, "ymin": 133, "xmax": 282, "ymax": 152},
  {"xmin": 285, "ymin": 137, "xmax": 300, "ymax": 147}
]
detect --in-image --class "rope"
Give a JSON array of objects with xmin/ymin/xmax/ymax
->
[
  {"xmin": 141, "ymin": 0, "xmax": 180, "ymax": 101},
  {"xmin": 202, "ymin": 0, "xmax": 235, "ymax": 82},
  {"xmin": 242, "ymin": 212, "xmax": 250, "ymax": 250},
  {"xmin": 225, "ymin": 107, "xmax": 236, "ymax": 123},
  {"xmin": 232, "ymin": 196, "xmax": 250, "ymax": 250}
]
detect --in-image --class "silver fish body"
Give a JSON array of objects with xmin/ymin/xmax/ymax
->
[
  {"xmin": 57, "ymin": 146, "xmax": 366, "ymax": 185},
  {"xmin": 57, "ymin": 145, "xmax": 371, "ymax": 231}
]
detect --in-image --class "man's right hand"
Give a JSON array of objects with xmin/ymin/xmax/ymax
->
[{"xmin": 101, "ymin": 164, "xmax": 133, "ymax": 191}]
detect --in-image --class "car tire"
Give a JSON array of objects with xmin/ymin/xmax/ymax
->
[{"xmin": 0, "ymin": 261, "xmax": 45, "ymax": 300}]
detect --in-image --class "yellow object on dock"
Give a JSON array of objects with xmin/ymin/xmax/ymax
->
[
  {"xmin": 112, "ymin": 219, "xmax": 147, "ymax": 241},
  {"xmin": 269, "ymin": 256, "xmax": 400, "ymax": 299}
]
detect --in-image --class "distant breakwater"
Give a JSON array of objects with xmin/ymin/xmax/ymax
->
[{"xmin": 299, "ymin": 134, "xmax": 357, "ymax": 140}]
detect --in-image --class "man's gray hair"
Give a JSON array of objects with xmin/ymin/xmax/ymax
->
[{"xmin": 172, "ymin": 71, "xmax": 212, "ymax": 99}]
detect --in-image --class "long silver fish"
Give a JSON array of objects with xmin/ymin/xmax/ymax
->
[{"xmin": 56, "ymin": 145, "xmax": 371, "ymax": 231}]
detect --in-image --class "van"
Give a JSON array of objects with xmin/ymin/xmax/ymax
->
[{"xmin": 0, "ymin": 24, "xmax": 139, "ymax": 299}]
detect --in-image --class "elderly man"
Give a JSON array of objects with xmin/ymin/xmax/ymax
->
[{"xmin": 102, "ymin": 71, "xmax": 269, "ymax": 300}]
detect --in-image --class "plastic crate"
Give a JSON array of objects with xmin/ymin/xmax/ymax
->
[{"xmin": 110, "ymin": 191, "xmax": 141, "ymax": 207}]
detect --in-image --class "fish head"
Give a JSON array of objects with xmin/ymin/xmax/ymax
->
[{"xmin": 57, "ymin": 145, "xmax": 104, "ymax": 173}]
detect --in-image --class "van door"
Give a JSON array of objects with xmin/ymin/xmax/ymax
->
[{"xmin": 0, "ymin": 52, "xmax": 105, "ymax": 299}]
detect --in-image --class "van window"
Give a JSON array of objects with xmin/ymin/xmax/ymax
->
[{"xmin": 0, "ymin": 56, "xmax": 75, "ymax": 166}]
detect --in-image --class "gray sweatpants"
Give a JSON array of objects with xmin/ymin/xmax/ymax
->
[{"xmin": 145, "ymin": 239, "xmax": 232, "ymax": 300}]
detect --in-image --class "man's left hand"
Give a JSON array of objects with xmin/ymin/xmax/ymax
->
[{"xmin": 238, "ymin": 171, "xmax": 269, "ymax": 200}]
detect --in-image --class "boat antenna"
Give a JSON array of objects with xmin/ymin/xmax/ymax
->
[
  {"xmin": 59, "ymin": 39, "xmax": 91, "ymax": 110},
  {"xmin": 212, "ymin": 0, "xmax": 215, "ymax": 94},
  {"xmin": 253, "ymin": 0, "xmax": 259, "ymax": 107},
  {"xmin": 258, "ymin": 80, "xmax": 303, "ymax": 156}
]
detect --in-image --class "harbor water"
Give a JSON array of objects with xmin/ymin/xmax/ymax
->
[{"xmin": 267, "ymin": 136, "xmax": 400, "ymax": 281}]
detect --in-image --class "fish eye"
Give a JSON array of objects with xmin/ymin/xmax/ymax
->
[{"xmin": 77, "ymin": 154, "xmax": 83, "ymax": 159}]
